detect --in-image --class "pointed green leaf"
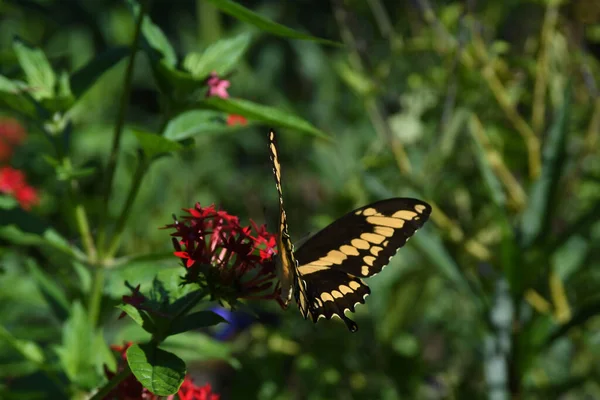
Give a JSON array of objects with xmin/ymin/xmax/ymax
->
[
  {"xmin": 0, "ymin": 75, "xmax": 42, "ymax": 118},
  {"xmin": 13, "ymin": 38, "xmax": 56, "ymax": 100},
  {"xmin": 164, "ymin": 110, "xmax": 243, "ymax": 140},
  {"xmin": 116, "ymin": 304, "xmax": 157, "ymax": 335},
  {"xmin": 205, "ymin": 0, "xmax": 340, "ymax": 46},
  {"xmin": 168, "ymin": 311, "xmax": 227, "ymax": 336},
  {"xmin": 70, "ymin": 46, "xmax": 129, "ymax": 99},
  {"xmin": 0, "ymin": 325, "xmax": 45, "ymax": 364},
  {"xmin": 183, "ymin": 33, "xmax": 252, "ymax": 80},
  {"xmin": 133, "ymin": 129, "xmax": 183, "ymax": 159},
  {"xmin": 469, "ymin": 115, "xmax": 506, "ymax": 208},
  {"xmin": 26, "ymin": 260, "xmax": 70, "ymax": 321},
  {"xmin": 55, "ymin": 302, "xmax": 102, "ymax": 388},
  {"xmin": 126, "ymin": 0, "xmax": 177, "ymax": 65},
  {"xmin": 197, "ymin": 97, "xmax": 330, "ymax": 140},
  {"xmin": 127, "ymin": 344, "xmax": 186, "ymax": 395},
  {"xmin": 519, "ymin": 82, "xmax": 572, "ymax": 247}
]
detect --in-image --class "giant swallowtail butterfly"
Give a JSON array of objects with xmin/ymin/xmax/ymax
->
[{"xmin": 268, "ymin": 130, "xmax": 431, "ymax": 332}]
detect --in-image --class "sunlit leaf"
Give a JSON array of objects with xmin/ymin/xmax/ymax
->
[
  {"xmin": 183, "ymin": 33, "xmax": 252, "ymax": 79},
  {"xmin": 13, "ymin": 38, "xmax": 56, "ymax": 100},
  {"xmin": 197, "ymin": 97, "xmax": 330, "ymax": 140}
]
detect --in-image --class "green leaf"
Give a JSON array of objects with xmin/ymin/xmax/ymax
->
[
  {"xmin": 13, "ymin": 38, "xmax": 56, "ymax": 100},
  {"xmin": 0, "ymin": 325, "xmax": 45, "ymax": 365},
  {"xmin": 116, "ymin": 304, "xmax": 157, "ymax": 335},
  {"xmin": 205, "ymin": 0, "xmax": 340, "ymax": 46},
  {"xmin": 169, "ymin": 311, "xmax": 227, "ymax": 336},
  {"xmin": 183, "ymin": 33, "xmax": 252, "ymax": 79},
  {"xmin": 70, "ymin": 46, "xmax": 129, "ymax": 99},
  {"xmin": 126, "ymin": 0, "xmax": 177, "ymax": 66},
  {"xmin": 26, "ymin": 260, "xmax": 70, "ymax": 321},
  {"xmin": 164, "ymin": 110, "xmax": 243, "ymax": 140},
  {"xmin": 127, "ymin": 344, "xmax": 186, "ymax": 395},
  {"xmin": 519, "ymin": 82, "xmax": 572, "ymax": 247},
  {"xmin": 469, "ymin": 115, "xmax": 506, "ymax": 209},
  {"xmin": 133, "ymin": 129, "xmax": 183, "ymax": 159},
  {"xmin": 0, "ymin": 75, "xmax": 43, "ymax": 118},
  {"xmin": 55, "ymin": 302, "xmax": 103, "ymax": 388},
  {"xmin": 197, "ymin": 97, "xmax": 330, "ymax": 140}
]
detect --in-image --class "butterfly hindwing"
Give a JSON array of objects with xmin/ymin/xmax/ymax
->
[{"xmin": 294, "ymin": 269, "xmax": 370, "ymax": 332}]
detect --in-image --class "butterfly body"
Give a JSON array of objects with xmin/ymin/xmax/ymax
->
[{"xmin": 268, "ymin": 130, "xmax": 431, "ymax": 332}]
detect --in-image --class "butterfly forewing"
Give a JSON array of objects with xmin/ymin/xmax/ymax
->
[{"xmin": 294, "ymin": 198, "xmax": 431, "ymax": 331}]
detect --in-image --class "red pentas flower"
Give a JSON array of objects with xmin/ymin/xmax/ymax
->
[
  {"xmin": 168, "ymin": 380, "xmax": 220, "ymax": 400},
  {"xmin": 226, "ymin": 114, "xmax": 248, "ymax": 126},
  {"xmin": 0, "ymin": 118, "xmax": 27, "ymax": 163},
  {"xmin": 166, "ymin": 203, "xmax": 278, "ymax": 304},
  {"xmin": 205, "ymin": 72, "xmax": 249, "ymax": 128},
  {"xmin": 206, "ymin": 72, "xmax": 230, "ymax": 99},
  {"xmin": 0, "ymin": 166, "xmax": 39, "ymax": 210}
]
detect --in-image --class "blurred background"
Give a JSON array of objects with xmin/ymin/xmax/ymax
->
[{"xmin": 1, "ymin": 0, "xmax": 600, "ymax": 399}]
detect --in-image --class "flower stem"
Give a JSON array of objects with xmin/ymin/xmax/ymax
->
[
  {"xmin": 97, "ymin": 0, "xmax": 149, "ymax": 254},
  {"xmin": 88, "ymin": 266, "xmax": 106, "ymax": 327},
  {"xmin": 105, "ymin": 157, "xmax": 148, "ymax": 259},
  {"xmin": 89, "ymin": 366, "xmax": 132, "ymax": 400}
]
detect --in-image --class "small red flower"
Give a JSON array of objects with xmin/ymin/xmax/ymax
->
[
  {"xmin": 0, "ymin": 118, "xmax": 26, "ymax": 146},
  {"xmin": 169, "ymin": 380, "xmax": 220, "ymax": 400},
  {"xmin": 166, "ymin": 203, "xmax": 278, "ymax": 303},
  {"xmin": 0, "ymin": 166, "xmax": 39, "ymax": 210},
  {"xmin": 226, "ymin": 114, "xmax": 248, "ymax": 126},
  {"xmin": 14, "ymin": 185, "xmax": 38, "ymax": 210},
  {"xmin": 0, "ymin": 141, "xmax": 13, "ymax": 163},
  {"xmin": 206, "ymin": 72, "xmax": 230, "ymax": 99},
  {"xmin": 119, "ymin": 284, "xmax": 147, "ymax": 319}
]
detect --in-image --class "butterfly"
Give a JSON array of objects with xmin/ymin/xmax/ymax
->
[{"xmin": 268, "ymin": 130, "xmax": 431, "ymax": 332}]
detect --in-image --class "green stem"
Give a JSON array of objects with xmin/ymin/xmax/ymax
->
[
  {"xmin": 88, "ymin": 266, "xmax": 106, "ymax": 327},
  {"xmin": 106, "ymin": 157, "xmax": 148, "ymax": 259},
  {"xmin": 63, "ymin": 157, "xmax": 97, "ymax": 261},
  {"xmin": 89, "ymin": 366, "xmax": 132, "ymax": 400},
  {"xmin": 97, "ymin": 0, "xmax": 149, "ymax": 253}
]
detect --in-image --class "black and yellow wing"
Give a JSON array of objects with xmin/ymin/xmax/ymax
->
[
  {"xmin": 293, "ymin": 198, "xmax": 431, "ymax": 332},
  {"xmin": 268, "ymin": 129, "xmax": 432, "ymax": 332}
]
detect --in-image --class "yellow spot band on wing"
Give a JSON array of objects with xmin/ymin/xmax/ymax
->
[
  {"xmin": 351, "ymin": 238, "xmax": 370, "ymax": 249},
  {"xmin": 321, "ymin": 293, "xmax": 334, "ymax": 302},
  {"xmin": 374, "ymin": 226, "xmax": 395, "ymax": 237},
  {"xmin": 393, "ymin": 210, "xmax": 419, "ymax": 220},
  {"xmin": 340, "ymin": 245, "xmax": 360, "ymax": 256},
  {"xmin": 361, "ymin": 232, "xmax": 385, "ymax": 244},
  {"xmin": 367, "ymin": 216, "xmax": 405, "ymax": 228}
]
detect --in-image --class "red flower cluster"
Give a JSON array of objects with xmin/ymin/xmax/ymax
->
[
  {"xmin": 103, "ymin": 342, "xmax": 220, "ymax": 400},
  {"xmin": 205, "ymin": 72, "xmax": 248, "ymax": 127},
  {"xmin": 0, "ymin": 118, "xmax": 39, "ymax": 210},
  {"xmin": 170, "ymin": 380, "xmax": 220, "ymax": 400},
  {"xmin": 0, "ymin": 117, "xmax": 26, "ymax": 162},
  {"xmin": 167, "ymin": 203, "xmax": 278, "ymax": 303},
  {"xmin": 0, "ymin": 166, "xmax": 39, "ymax": 210}
]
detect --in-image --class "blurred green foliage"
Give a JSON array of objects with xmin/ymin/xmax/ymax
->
[{"xmin": 1, "ymin": 0, "xmax": 600, "ymax": 399}]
